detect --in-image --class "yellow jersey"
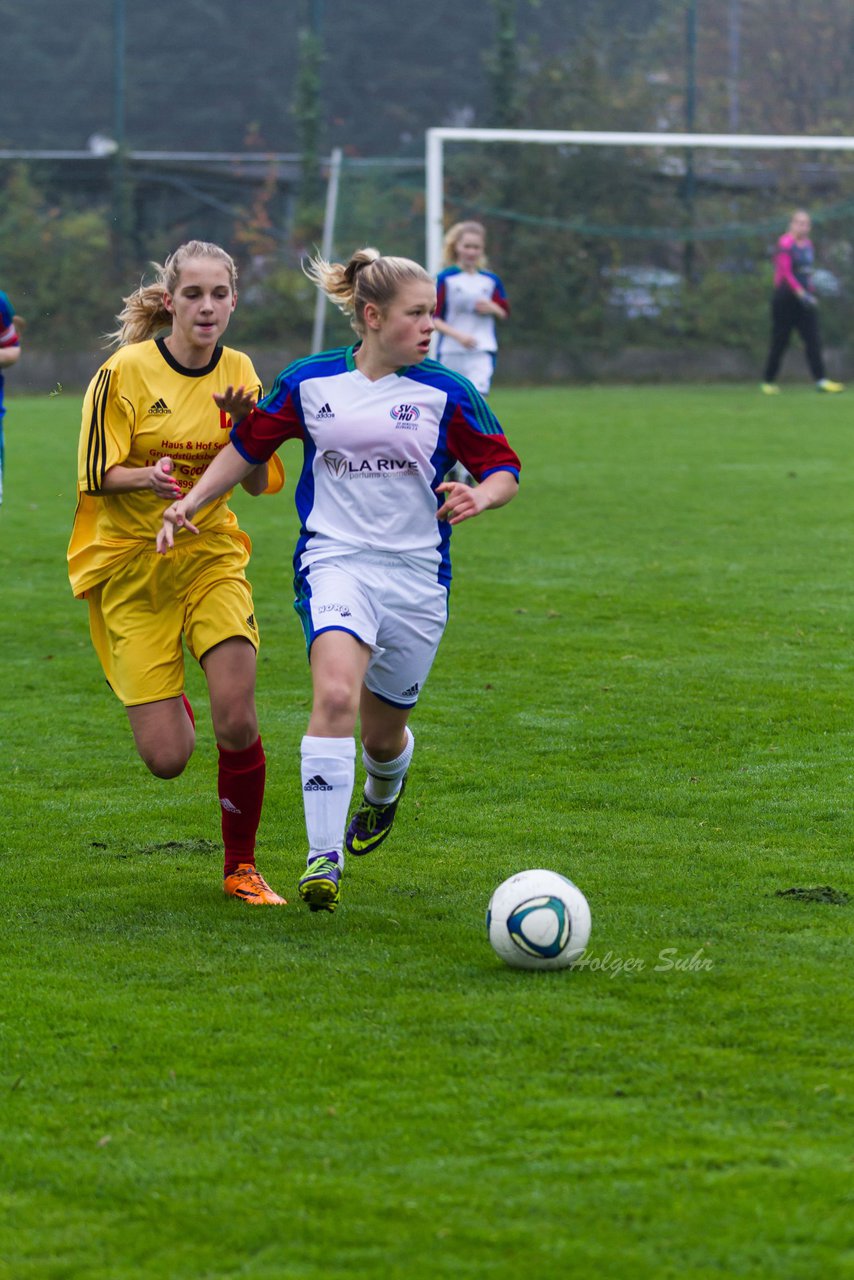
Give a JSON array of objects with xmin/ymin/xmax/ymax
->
[{"xmin": 68, "ymin": 338, "xmax": 283, "ymax": 598}]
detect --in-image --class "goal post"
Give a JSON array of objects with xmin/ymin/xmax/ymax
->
[{"xmin": 425, "ymin": 127, "xmax": 854, "ymax": 275}]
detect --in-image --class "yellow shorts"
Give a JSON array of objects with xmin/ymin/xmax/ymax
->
[{"xmin": 87, "ymin": 533, "xmax": 259, "ymax": 707}]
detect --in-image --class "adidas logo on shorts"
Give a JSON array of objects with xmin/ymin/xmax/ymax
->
[
  {"xmin": 304, "ymin": 774, "xmax": 333, "ymax": 791},
  {"xmin": 401, "ymin": 682, "xmax": 420, "ymax": 698}
]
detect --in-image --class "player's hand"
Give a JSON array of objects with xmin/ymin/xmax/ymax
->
[
  {"xmin": 156, "ymin": 499, "xmax": 200, "ymax": 554},
  {"xmin": 461, "ymin": 334, "xmax": 478, "ymax": 350},
  {"xmin": 435, "ymin": 479, "xmax": 488, "ymax": 525},
  {"xmin": 213, "ymin": 384, "xmax": 256, "ymax": 423},
  {"xmin": 799, "ymin": 291, "xmax": 818, "ymax": 309},
  {"xmin": 149, "ymin": 456, "xmax": 183, "ymax": 500}
]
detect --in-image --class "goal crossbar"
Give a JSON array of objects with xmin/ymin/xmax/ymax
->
[{"xmin": 425, "ymin": 128, "xmax": 854, "ymax": 272}]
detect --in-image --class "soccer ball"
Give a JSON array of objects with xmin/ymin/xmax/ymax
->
[{"xmin": 487, "ymin": 869, "xmax": 591, "ymax": 970}]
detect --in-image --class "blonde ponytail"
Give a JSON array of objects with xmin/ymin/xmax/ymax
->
[{"xmin": 304, "ymin": 247, "xmax": 432, "ymax": 336}]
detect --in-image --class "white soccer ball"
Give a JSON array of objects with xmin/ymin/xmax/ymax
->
[{"xmin": 487, "ymin": 869, "xmax": 591, "ymax": 970}]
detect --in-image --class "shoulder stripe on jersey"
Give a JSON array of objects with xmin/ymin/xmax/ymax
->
[
  {"xmin": 259, "ymin": 348, "xmax": 348, "ymax": 410},
  {"xmin": 86, "ymin": 367, "xmax": 111, "ymax": 491},
  {"xmin": 284, "ymin": 347, "xmax": 348, "ymax": 376}
]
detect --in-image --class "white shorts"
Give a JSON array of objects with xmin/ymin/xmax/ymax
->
[
  {"xmin": 438, "ymin": 350, "xmax": 496, "ymax": 395},
  {"xmin": 294, "ymin": 553, "xmax": 449, "ymax": 708}
]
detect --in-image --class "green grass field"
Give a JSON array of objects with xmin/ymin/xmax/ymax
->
[{"xmin": 1, "ymin": 384, "xmax": 852, "ymax": 1279}]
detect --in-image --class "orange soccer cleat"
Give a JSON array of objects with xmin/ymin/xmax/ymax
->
[{"xmin": 223, "ymin": 864, "xmax": 287, "ymax": 906}]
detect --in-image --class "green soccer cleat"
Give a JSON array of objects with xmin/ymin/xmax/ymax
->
[
  {"xmin": 298, "ymin": 854, "xmax": 342, "ymax": 913},
  {"xmin": 760, "ymin": 383, "xmax": 780, "ymax": 395},
  {"xmin": 345, "ymin": 776, "xmax": 407, "ymax": 856},
  {"xmin": 816, "ymin": 379, "xmax": 844, "ymax": 393}
]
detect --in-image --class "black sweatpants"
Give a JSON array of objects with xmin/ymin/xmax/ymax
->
[{"xmin": 763, "ymin": 287, "xmax": 826, "ymax": 383}]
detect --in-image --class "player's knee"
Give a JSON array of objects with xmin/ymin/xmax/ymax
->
[
  {"xmin": 314, "ymin": 679, "xmax": 359, "ymax": 731},
  {"xmin": 211, "ymin": 702, "xmax": 257, "ymax": 751},
  {"xmin": 139, "ymin": 742, "xmax": 192, "ymax": 779},
  {"xmin": 361, "ymin": 727, "xmax": 406, "ymax": 760}
]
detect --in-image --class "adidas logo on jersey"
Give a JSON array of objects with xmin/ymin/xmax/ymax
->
[
  {"xmin": 148, "ymin": 397, "xmax": 171, "ymax": 416},
  {"xmin": 303, "ymin": 774, "xmax": 333, "ymax": 791},
  {"xmin": 316, "ymin": 402, "xmax": 335, "ymax": 419}
]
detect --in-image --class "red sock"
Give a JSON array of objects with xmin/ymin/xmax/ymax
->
[
  {"xmin": 218, "ymin": 736, "xmax": 266, "ymax": 878},
  {"xmin": 182, "ymin": 694, "xmax": 195, "ymax": 728}
]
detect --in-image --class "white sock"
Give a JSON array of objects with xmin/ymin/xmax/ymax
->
[
  {"xmin": 363, "ymin": 727, "xmax": 414, "ymax": 804},
  {"xmin": 301, "ymin": 735, "xmax": 356, "ymax": 867}
]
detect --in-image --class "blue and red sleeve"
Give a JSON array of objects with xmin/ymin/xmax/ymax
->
[
  {"xmin": 435, "ymin": 271, "xmax": 449, "ymax": 320},
  {"xmin": 490, "ymin": 274, "xmax": 510, "ymax": 316},
  {"xmin": 445, "ymin": 404, "xmax": 520, "ymax": 483},
  {"xmin": 0, "ymin": 291, "xmax": 19, "ymax": 347},
  {"xmin": 231, "ymin": 393, "xmax": 305, "ymax": 465}
]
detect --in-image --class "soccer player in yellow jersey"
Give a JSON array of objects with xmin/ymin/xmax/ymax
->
[{"xmin": 68, "ymin": 240, "xmax": 287, "ymax": 905}]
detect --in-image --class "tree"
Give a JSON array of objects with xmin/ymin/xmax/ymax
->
[
  {"xmin": 0, "ymin": 165, "xmax": 115, "ymax": 347},
  {"xmin": 292, "ymin": 0, "xmax": 325, "ymax": 245}
]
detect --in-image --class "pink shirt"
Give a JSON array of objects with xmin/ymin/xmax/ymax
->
[{"xmin": 773, "ymin": 232, "xmax": 814, "ymax": 293}]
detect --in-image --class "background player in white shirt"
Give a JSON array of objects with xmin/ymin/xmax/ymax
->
[
  {"xmin": 158, "ymin": 248, "xmax": 521, "ymax": 914},
  {"xmin": 433, "ymin": 221, "xmax": 509, "ymax": 396}
]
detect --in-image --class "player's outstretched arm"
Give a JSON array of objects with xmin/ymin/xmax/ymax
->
[
  {"xmin": 435, "ymin": 470, "xmax": 518, "ymax": 526},
  {"xmin": 212, "ymin": 384, "xmax": 270, "ymax": 497},
  {"xmin": 239, "ymin": 462, "xmax": 271, "ymax": 496},
  {"xmin": 157, "ymin": 441, "xmax": 255, "ymax": 553},
  {"xmin": 213, "ymin": 384, "xmax": 256, "ymax": 423}
]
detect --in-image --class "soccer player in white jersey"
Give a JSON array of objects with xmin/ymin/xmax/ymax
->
[
  {"xmin": 433, "ymin": 221, "xmax": 509, "ymax": 396},
  {"xmin": 434, "ymin": 221, "xmax": 509, "ymax": 483},
  {"xmin": 157, "ymin": 248, "xmax": 521, "ymax": 913}
]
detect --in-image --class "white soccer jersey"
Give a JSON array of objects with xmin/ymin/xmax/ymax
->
[
  {"xmin": 435, "ymin": 266, "xmax": 509, "ymax": 357},
  {"xmin": 230, "ymin": 345, "xmax": 520, "ymax": 588}
]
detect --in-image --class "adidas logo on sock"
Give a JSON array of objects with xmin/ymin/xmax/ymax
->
[
  {"xmin": 220, "ymin": 798, "xmax": 242, "ymax": 814},
  {"xmin": 316, "ymin": 402, "xmax": 335, "ymax": 419},
  {"xmin": 148, "ymin": 397, "xmax": 171, "ymax": 416},
  {"xmin": 303, "ymin": 774, "xmax": 333, "ymax": 791}
]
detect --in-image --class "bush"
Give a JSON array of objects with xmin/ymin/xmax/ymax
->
[{"xmin": 0, "ymin": 165, "xmax": 116, "ymax": 348}]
